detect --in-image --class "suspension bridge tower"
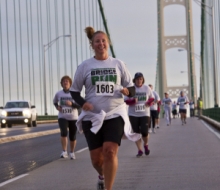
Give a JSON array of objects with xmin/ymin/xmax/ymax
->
[{"xmin": 156, "ymin": 0, "xmax": 197, "ymax": 103}]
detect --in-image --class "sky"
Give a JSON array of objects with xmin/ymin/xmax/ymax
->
[
  {"xmin": 0, "ymin": 0, "xmax": 202, "ymax": 114},
  {"xmin": 102, "ymin": 0, "xmax": 201, "ymax": 94}
]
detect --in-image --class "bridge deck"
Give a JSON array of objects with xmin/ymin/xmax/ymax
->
[{"xmin": 1, "ymin": 118, "xmax": 220, "ymax": 190}]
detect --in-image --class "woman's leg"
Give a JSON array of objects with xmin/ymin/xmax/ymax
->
[
  {"xmin": 103, "ymin": 142, "xmax": 119, "ymax": 190},
  {"xmin": 58, "ymin": 119, "xmax": 68, "ymax": 152},
  {"xmin": 135, "ymin": 138, "xmax": 142, "ymax": 151},
  {"xmin": 90, "ymin": 147, "xmax": 104, "ymax": 176},
  {"xmin": 68, "ymin": 121, "xmax": 77, "ymax": 153},
  {"xmin": 165, "ymin": 109, "xmax": 169, "ymax": 125}
]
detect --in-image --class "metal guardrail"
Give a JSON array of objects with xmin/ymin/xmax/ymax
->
[
  {"xmin": 202, "ymin": 108, "xmax": 220, "ymax": 122},
  {"xmin": 37, "ymin": 115, "xmax": 58, "ymax": 121}
]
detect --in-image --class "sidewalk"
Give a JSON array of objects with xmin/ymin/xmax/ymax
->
[{"xmin": 1, "ymin": 118, "xmax": 220, "ymax": 190}]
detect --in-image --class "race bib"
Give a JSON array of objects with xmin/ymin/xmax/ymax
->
[
  {"xmin": 62, "ymin": 107, "xmax": 72, "ymax": 114},
  {"xmin": 135, "ymin": 104, "xmax": 145, "ymax": 112},
  {"xmin": 95, "ymin": 81, "xmax": 115, "ymax": 96}
]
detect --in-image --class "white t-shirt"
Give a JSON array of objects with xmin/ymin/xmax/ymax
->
[
  {"xmin": 162, "ymin": 98, "xmax": 172, "ymax": 109},
  {"xmin": 150, "ymin": 91, "xmax": 160, "ymax": 110},
  {"xmin": 53, "ymin": 90, "xmax": 79, "ymax": 120},
  {"xmin": 189, "ymin": 102, "xmax": 194, "ymax": 109},
  {"xmin": 172, "ymin": 103, "xmax": 177, "ymax": 110},
  {"xmin": 126, "ymin": 85, "xmax": 154, "ymax": 117},
  {"xmin": 177, "ymin": 96, "xmax": 189, "ymax": 109},
  {"xmin": 70, "ymin": 56, "xmax": 133, "ymax": 120}
]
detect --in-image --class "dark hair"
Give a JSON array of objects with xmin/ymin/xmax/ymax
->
[
  {"xmin": 84, "ymin": 26, "xmax": 110, "ymax": 45},
  {"xmin": 60, "ymin": 75, "xmax": 72, "ymax": 87},
  {"xmin": 133, "ymin": 77, "xmax": 145, "ymax": 84}
]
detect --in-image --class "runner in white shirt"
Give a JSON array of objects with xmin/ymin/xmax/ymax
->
[
  {"xmin": 162, "ymin": 92, "xmax": 172, "ymax": 126},
  {"xmin": 189, "ymin": 100, "xmax": 195, "ymax": 117},
  {"xmin": 53, "ymin": 76, "xmax": 80, "ymax": 160},
  {"xmin": 148, "ymin": 85, "xmax": 160, "ymax": 133},
  {"xmin": 70, "ymin": 27, "xmax": 138, "ymax": 190},
  {"xmin": 172, "ymin": 101, "xmax": 178, "ymax": 119},
  {"xmin": 125, "ymin": 73, "xmax": 154, "ymax": 157},
  {"xmin": 177, "ymin": 91, "xmax": 189, "ymax": 125}
]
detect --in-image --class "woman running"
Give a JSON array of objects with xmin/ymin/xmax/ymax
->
[
  {"xmin": 70, "ymin": 26, "xmax": 140, "ymax": 190},
  {"xmin": 148, "ymin": 84, "xmax": 160, "ymax": 133},
  {"xmin": 177, "ymin": 91, "xmax": 189, "ymax": 125},
  {"xmin": 53, "ymin": 75, "xmax": 80, "ymax": 160},
  {"xmin": 125, "ymin": 72, "xmax": 154, "ymax": 157},
  {"xmin": 172, "ymin": 101, "xmax": 177, "ymax": 119},
  {"xmin": 162, "ymin": 92, "xmax": 172, "ymax": 126}
]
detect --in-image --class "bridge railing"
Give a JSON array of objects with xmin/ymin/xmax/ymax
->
[
  {"xmin": 37, "ymin": 115, "xmax": 58, "ymax": 121},
  {"xmin": 202, "ymin": 108, "xmax": 220, "ymax": 122}
]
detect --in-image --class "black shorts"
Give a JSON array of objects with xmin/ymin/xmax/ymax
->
[
  {"xmin": 179, "ymin": 109, "xmax": 187, "ymax": 114},
  {"xmin": 172, "ymin": 109, "xmax": 177, "ymax": 115},
  {"xmin": 82, "ymin": 116, "xmax": 124, "ymax": 151},
  {"xmin": 58, "ymin": 118, "xmax": 77, "ymax": 141},
  {"xmin": 129, "ymin": 116, "xmax": 149, "ymax": 137},
  {"xmin": 150, "ymin": 110, "xmax": 159, "ymax": 119}
]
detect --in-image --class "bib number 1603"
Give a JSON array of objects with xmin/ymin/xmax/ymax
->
[{"xmin": 96, "ymin": 81, "xmax": 114, "ymax": 96}]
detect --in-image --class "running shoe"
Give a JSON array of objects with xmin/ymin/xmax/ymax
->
[
  {"xmin": 70, "ymin": 152, "xmax": 76, "ymax": 160},
  {"xmin": 144, "ymin": 145, "xmax": 150, "ymax": 155},
  {"xmin": 60, "ymin": 151, "xmax": 68, "ymax": 158},
  {"xmin": 156, "ymin": 126, "xmax": 160, "ymax": 129},
  {"xmin": 97, "ymin": 179, "xmax": 105, "ymax": 190},
  {"xmin": 149, "ymin": 128, "xmax": 152, "ymax": 133},
  {"xmin": 136, "ymin": 150, "xmax": 143, "ymax": 158},
  {"xmin": 152, "ymin": 128, "xmax": 156, "ymax": 133}
]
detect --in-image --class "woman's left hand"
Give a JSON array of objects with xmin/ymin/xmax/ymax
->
[
  {"xmin": 120, "ymin": 88, "xmax": 129, "ymax": 96},
  {"xmin": 65, "ymin": 100, "xmax": 72, "ymax": 106}
]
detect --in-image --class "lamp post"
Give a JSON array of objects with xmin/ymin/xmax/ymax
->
[
  {"xmin": 193, "ymin": 0, "xmax": 218, "ymax": 107},
  {"xmin": 43, "ymin": 34, "xmax": 71, "ymax": 115},
  {"xmin": 178, "ymin": 49, "xmax": 198, "ymax": 103}
]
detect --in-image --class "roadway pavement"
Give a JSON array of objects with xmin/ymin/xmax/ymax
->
[
  {"xmin": 0, "ymin": 123, "xmax": 58, "ymax": 138},
  {"xmin": 1, "ymin": 117, "xmax": 220, "ymax": 190}
]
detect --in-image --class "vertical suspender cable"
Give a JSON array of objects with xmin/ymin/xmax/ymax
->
[
  {"xmin": 46, "ymin": 0, "xmax": 52, "ymax": 114},
  {"xmin": 18, "ymin": 0, "xmax": 24, "ymax": 100},
  {"xmin": 26, "ymin": 0, "xmax": 32, "ymax": 101},
  {"xmin": 88, "ymin": 0, "xmax": 92, "ymax": 57},
  {"xmin": 62, "ymin": 0, "xmax": 67, "ymax": 73},
  {"xmin": 95, "ymin": 0, "xmax": 98, "ymax": 29},
  {"xmin": 30, "ymin": 0, "xmax": 35, "ymax": 104},
  {"xmin": 92, "ymin": 0, "xmax": 95, "ymax": 27},
  {"xmin": 74, "ymin": 0, "xmax": 78, "ymax": 67},
  {"xmin": 84, "ymin": 0, "xmax": 88, "ymax": 58},
  {"xmin": 6, "ymin": 0, "xmax": 11, "ymax": 100},
  {"xmin": 54, "ymin": 0, "xmax": 60, "ymax": 90},
  {"xmin": 39, "ymin": 0, "xmax": 44, "ymax": 114},
  {"xmin": 68, "ymin": 0, "xmax": 73, "ymax": 77},
  {"xmin": 13, "ymin": 0, "xmax": 19, "ymax": 99},
  {"xmin": 97, "ymin": 0, "xmax": 116, "ymax": 58},
  {"xmin": 48, "ymin": 0, "xmax": 53, "ymax": 114},
  {"xmin": 79, "ymin": 0, "xmax": 83, "ymax": 62},
  {"xmin": 0, "ymin": 1, "xmax": 4, "ymax": 104},
  {"xmin": 37, "ymin": 0, "xmax": 43, "ymax": 113}
]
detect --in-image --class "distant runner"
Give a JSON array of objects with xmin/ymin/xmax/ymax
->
[
  {"xmin": 177, "ymin": 91, "xmax": 189, "ymax": 125},
  {"xmin": 162, "ymin": 92, "xmax": 172, "ymax": 126},
  {"xmin": 125, "ymin": 73, "xmax": 154, "ymax": 157},
  {"xmin": 53, "ymin": 75, "xmax": 80, "ymax": 160}
]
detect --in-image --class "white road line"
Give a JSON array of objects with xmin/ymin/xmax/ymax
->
[
  {"xmin": 201, "ymin": 120, "xmax": 220, "ymax": 140},
  {"xmin": 75, "ymin": 147, "xmax": 88, "ymax": 153},
  {"xmin": 0, "ymin": 147, "xmax": 88, "ymax": 187},
  {"xmin": 0, "ymin": 174, "xmax": 29, "ymax": 187}
]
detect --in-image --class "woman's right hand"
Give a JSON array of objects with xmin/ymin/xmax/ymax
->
[
  {"xmin": 57, "ymin": 106, "xmax": 62, "ymax": 112},
  {"xmin": 82, "ymin": 102, "xmax": 94, "ymax": 111}
]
